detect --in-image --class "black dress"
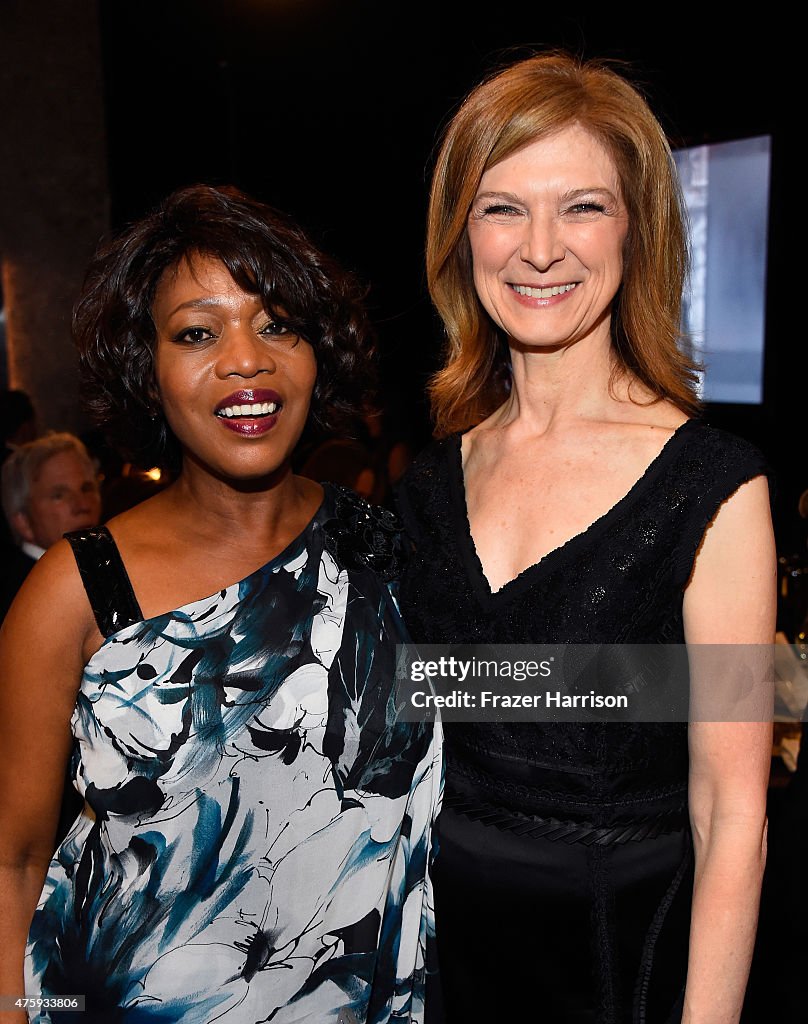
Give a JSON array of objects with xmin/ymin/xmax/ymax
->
[{"xmin": 396, "ymin": 419, "xmax": 768, "ymax": 1024}]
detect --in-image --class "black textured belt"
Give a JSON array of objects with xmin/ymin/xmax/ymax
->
[{"xmin": 442, "ymin": 790, "xmax": 688, "ymax": 846}]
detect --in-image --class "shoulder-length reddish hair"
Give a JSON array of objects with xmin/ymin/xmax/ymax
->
[{"xmin": 426, "ymin": 52, "xmax": 700, "ymax": 436}]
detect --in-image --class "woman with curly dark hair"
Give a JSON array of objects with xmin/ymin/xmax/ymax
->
[{"xmin": 0, "ymin": 185, "xmax": 441, "ymax": 1023}]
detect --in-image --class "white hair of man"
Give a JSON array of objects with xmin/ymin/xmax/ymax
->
[{"xmin": 2, "ymin": 432, "xmax": 98, "ymax": 544}]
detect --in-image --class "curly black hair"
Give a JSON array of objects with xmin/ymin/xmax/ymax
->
[{"xmin": 73, "ymin": 184, "xmax": 375, "ymax": 467}]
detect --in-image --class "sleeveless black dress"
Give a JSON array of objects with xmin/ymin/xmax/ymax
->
[{"xmin": 396, "ymin": 419, "xmax": 768, "ymax": 1024}]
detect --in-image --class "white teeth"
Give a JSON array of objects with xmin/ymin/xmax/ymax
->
[
  {"xmin": 217, "ymin": 402, "xmax": 279, "ymax": 418},
  {"xmin": 512, "ymin": 283, "xmax": 577, "ymax": 298}
]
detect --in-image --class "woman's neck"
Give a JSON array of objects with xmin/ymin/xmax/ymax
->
[
  {"xmin": 159, "ymin": 461, "xmax": 319, "ymax": 548},
  {"xmin": 496, "ymin": 328, "xmax": 621, "ymax": 436}
]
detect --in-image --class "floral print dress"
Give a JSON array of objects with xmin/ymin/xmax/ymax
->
[{"xmin": 25, "ymin": 486, "xmax": 441, "ymax": 1024}]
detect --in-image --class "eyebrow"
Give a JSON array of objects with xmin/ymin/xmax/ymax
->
[
  {"xmin": 164, "ymin": 297, "xmax": 229, "ymax": 318},
  {"xmin": 474, "ymin": 186, "xmax": 619, "ymax": 203}
]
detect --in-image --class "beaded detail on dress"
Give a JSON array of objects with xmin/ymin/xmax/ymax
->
[{"xmin": 322, "ymin": 485, "xmax": 404, "ymax": 581}]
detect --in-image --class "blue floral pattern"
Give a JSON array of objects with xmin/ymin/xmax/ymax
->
[{"xmin": 25, "ymin": 486, "xmax": 441, "ymax": 1023}]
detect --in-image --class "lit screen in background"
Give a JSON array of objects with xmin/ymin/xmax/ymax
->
[{"xmin": 673, "ymin": 135, "xmax": 771, "ymax": 404}]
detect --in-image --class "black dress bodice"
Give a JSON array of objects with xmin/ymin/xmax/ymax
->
[{"xmin": 398, "ymin": 419, "xmax": 768, "ymax": 810}]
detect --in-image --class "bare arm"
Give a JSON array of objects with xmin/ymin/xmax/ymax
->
[
  {"xmin": 681, "ymin": 475, "xmax": 776, "ymax": 1024},
  {"xmin": 0, "ymin": 542, "xmax": 94, "ymax": 1020}
]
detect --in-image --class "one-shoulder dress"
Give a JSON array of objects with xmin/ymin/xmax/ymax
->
[
  {"xmin": 396, "ymin": 419, "xmax": 768, "ymax": 1024},
  {"xmin": 25, "ymin": 485, "xmax": 442, "ymax": 1024}
]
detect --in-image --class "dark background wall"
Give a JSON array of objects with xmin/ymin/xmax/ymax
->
[{"xmin": 0, "ymin": 0, "xmax": 108, "ymax": 433}]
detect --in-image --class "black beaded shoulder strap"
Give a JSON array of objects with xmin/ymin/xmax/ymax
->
[
  {"xmin": 321, "ymin": 484, "xmax": 404, "ymax": 581},
  {"xmin": 65, "ymin": 526, "xmax": 143, "ymax": 638}
]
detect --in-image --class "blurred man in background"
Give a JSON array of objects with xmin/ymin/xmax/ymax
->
[{"xmin": 1, "ymin": 432, "xmax": 101, "ymax": 622}]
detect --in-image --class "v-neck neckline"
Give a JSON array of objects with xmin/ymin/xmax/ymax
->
[{"xmin": 447, "ymin": 419, "xmax": 697, "ymax": 603}]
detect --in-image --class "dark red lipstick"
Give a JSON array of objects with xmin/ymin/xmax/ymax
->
[
  {"xmin": 214, "ymin": 389, "xmax": 282, "ymax": 413},
  {"xmin": 214, "ymin": 389, "xmax": 283, "ymax": 436}
]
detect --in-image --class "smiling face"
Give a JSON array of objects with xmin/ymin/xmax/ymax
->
[
  {"xmin": 152, "ymin": 254, "xmax": 317, "ymax": 483},
  {"xmin": 467, "ymin": 124, "xmax": 629, "ymax": 352}
]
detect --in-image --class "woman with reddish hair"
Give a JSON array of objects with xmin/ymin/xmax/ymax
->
[{"xmin": 398, "ymin": 54, "xmax": 774, "ymax": 1023}]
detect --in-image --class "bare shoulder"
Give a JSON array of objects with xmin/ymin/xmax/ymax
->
[
  {"xmin": 692, "ymin": 474, "xmax": 772, "ymax": 565},
  {"xmin": 616, "ymin": 381, "xmax": 689, "ymax": 428},
  {"xmin": 606, "ymin": 396, "xmax": 689, "ymax": 446},
  {"xmin": 104, "ymin": 487, "xmax": 177, "ymax": 543},
  {"xmin": 571, "ymin": 398, "xmax": 691, "ymax": 468},
  {"xmin": 1, "ymin": 537, "xmax": 99, "ymax": 673},
  {"xmin": 706, "ymin": 473, "xmax": 772, "ymax": 526},
  {"xmin": 4, "ymin": 538, "xmax": 93, "ymax": 632},
  {"xmin": 684, "ymin": 476, "xmax": 775, "ymax": 644},
  {"xmin": 102, "ymin": 489, "xmax": 198, "ymax": 581},
  {"xmin": 579, "ymin": 399, "xmax": 690, "ymax": 475},
  {"xmin": 461, "ymin": 408, "xmax": 502, "ymax": 461}
]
